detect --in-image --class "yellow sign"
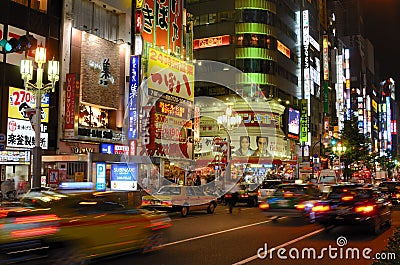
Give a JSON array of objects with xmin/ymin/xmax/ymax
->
[
  {"xmin": 147, "ymin": 48, "xmax": 194, "ymax": 101},
  {"xmin": 136, "ymin": 0, "xmax": 143, "ymax": 9},
  {"xmin": 8, "ymin": 86, "xmax": 49, "ymax": 123},
  {"xmin": 75, "ymin": 172, "xmax": 84, "ymax": 182}
]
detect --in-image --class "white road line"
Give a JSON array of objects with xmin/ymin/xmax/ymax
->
[
  {"xmin": 161, "ymin": 218, "xmax": 281, "ymax": 247},
  {"xmin": 232, "ymin": 227, "xmax": 326, "ymax": 265}
]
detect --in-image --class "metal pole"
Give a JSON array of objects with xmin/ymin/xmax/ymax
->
[{"xmin": 32, "ymin": 64, "xmax": 43, "ymax": 188}]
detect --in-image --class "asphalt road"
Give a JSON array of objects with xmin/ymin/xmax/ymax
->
[{"xmin": 94, "ymin": 204, "xmax": 400, "ymax": 265}]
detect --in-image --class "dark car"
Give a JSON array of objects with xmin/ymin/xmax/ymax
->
[
  {"xmin": 378, "ymin": 181, "xmax": 400, "ymax": 205},
  {"xmin": 311, "ymin": 184, "xmax": 392, "ymax": 234},
  {"xmin": 224, "ymin": 182, "xmax": 259, "ymax": 207},
  {"xmin": 258, "ymin": 183, "xmax": 322, "ymax": 220}
]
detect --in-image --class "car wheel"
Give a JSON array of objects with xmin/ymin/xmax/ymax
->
[
  {"xmin": 181, "ymin": 206, "xmax": 189, "ymax": 217},
  {"xmin": 48, "ymin": 244, "xmax": 86, "ymax": 265},
  {"xmin": 207, "ymin": 203, "xmax": 216, "ymax": 214},
  {"xmin": 371, "ymin": 217, "xmax": 381, "ymax": 235}
]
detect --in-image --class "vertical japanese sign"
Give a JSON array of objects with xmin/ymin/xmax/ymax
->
[
  {"xmin": 64, "ymin": 73, "xmax": 79, "ymax": 138},
  {"xmin": 302, "ymin": 10, "xmax": 311, "ymax": 102},
  {"xmin": 141, "ymin": 0, "xmax": 183, "ymax": 53},
  {"xmin": 128, "ymin": 55, "xmax": 140, "ymax": 140},
  {"xmin": 300, "ymin": 99, "xmax": 309, "ymax": 143}
]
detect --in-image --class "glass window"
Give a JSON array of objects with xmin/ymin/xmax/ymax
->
[
  {"xmin": 199, "ymin": 14, "xmax": 208, "ymax": 25},
  {"xmin": 209, "ymin": 13, "xmax": 217, "ymax": 24},
  {"xmin": 185, "ymin": 187, "xmax": 195, "ymax": 196}
]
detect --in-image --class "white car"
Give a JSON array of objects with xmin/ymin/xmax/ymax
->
[{"xmin": 257, "ymin": 180, "xmax": 283, "ymax": 202}]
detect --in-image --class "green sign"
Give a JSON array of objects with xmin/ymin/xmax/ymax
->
[{"xmin": 300, "ymin": 99, "xmax": 308, "ymax": 143}]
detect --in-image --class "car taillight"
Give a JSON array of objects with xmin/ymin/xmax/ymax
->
[
  {"xmin": 341, "ymin": 195, "xmax": 354, "ymax": 201},
  {"xmin": 295, "ymin": 203, "xmax": 306, "ymax": 210},
  {"xmin": 142, "ymin": 199, "xmax": 151, "ymax": 205},
  {"xmin": 394, "ymin": 194, "xmax": 400, "ymax": 199},
  {"xmin": 258, "ymin": 190, "xmax": 261, "ymax": 196},
  {"xmin": 225, "ymin": 194, "xmax": 232, "ymax": 198},
  {"xmin": 283, "ymin": 192, "xmax": 294, "ymax": 198},
  {"xmin": 240, "ymin": 194, "xmax": 249, "ymax": 198},
  {"xmin": 146, "ymin": 217, "xmax": 172, "ymax": 230},
  {"xmin": 311, "ymin": 205, "xmax": 330, "ymax": 212},
  {"xmin": 259, "ymin": 202, "xmax": 270, "ymax": 210},
  {"xmin": 161, "ymin": 201, "xmax": 172, "ymax": 206},
  {"xmin": 355, "ymin": 205, "xmax": 375, "ymax": 213}
]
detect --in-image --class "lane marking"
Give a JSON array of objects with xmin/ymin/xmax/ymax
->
[
  {"xmin": 161, "ymin": 218, "xmax": 284, "ymax": 247},
  {"xmin": 232, "ymin": 227, "xmax": 325, "ymax": 265}
]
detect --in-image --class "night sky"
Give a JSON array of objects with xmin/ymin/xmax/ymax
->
[{"xmin": 364, "ymin": 0, "xmax": 400, "ymax": 84}]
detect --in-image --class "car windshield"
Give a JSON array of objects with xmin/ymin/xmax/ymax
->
[
  {"xmin": 156, "ymin": 186, "xmax": 181, "ymax": 195},
  {"xmin": 261, "ymin": 181, "xmax": 282, "ymax": 189},
  {"xmin": 319, "ymin": 176, "xmax": 336, "ymax": 183},
  {"xmin": 328, "ymin": 186, "xmax": 372, "ymax": 199},
  {"xmin": 275, "ymin": 185, "xmax": 305, "ymax": 195}
]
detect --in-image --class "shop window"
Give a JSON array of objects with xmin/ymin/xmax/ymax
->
[
  {"xmin": 12, "ymin": 0, "xmax": 47, "ymax": 13},
  {"xmin": 31, "ymin": 0, "xmax": 47, "ymax": 13}
]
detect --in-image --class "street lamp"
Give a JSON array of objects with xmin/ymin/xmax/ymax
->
[
  {"xmin": 217, "ymin": 105, "xmax": 242, "ymax": 188},
  {"xmin": 332, "ymin": 142, "xmax": 346, "ymax": 180},
  {"xmin": 20, "ymin": 46, "xmax": 59, "ymax": 188}
]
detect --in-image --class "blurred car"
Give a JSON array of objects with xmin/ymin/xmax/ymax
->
[
  {"xmin": 311, "ymin": 184, "xmax": 392, "ymax": 234},
  {"xmin": 141, "ymin": 185, "xmax": 218, "ymax": 217},
  {"xmin": 317, "ymin": 169, "xmax": 339, "ymax": 193},
  {"xmin": 257, "ymin": 179, "xmax": 283, "ymax": 202},
  {"xmin": 378, "ymin": 181, "xmax": 400, "ymax": 205},
  {"xmin": 0, "ymin": 187, "xmax": 172, "ymax": 264},
  {"xmin": 258, "ymin": 183, "xmax": 321, "ymax": 220},
  {"xmin": 224, "ymin": 182, "xmax": 259, "ymax": 207}
]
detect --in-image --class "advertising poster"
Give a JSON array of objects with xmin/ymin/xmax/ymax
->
[
  {"xmin": 48, "ymin": 169, "xmax": 59, "ymax": 184},
  {"xmin": 110, "ymin": 163, "xmax": 138, "ymax": 191}
]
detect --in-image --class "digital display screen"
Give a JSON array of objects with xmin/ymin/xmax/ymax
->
[
  {"xmin": 288, "ymin": 107, "xmax": 300, "ymax": 135},
  {"xmin": 156, "ymin": 100, "xmax": 187, "ymax": 119}
]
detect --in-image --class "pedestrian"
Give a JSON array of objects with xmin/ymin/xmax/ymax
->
[
  {"xmin": 195, "ymin": 175, "xmax": 201, "ymax": 186},
  {"xmin": 227, "ymin": 184, "xmax": 240, "ymax": 214}
]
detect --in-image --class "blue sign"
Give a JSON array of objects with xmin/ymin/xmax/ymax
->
[
  {"xmin": 100, "ymin": 143, "xmax": 114, "ymax": 154},
  {"xmin": 96, "ymin": 162, "xmax": 106, "ymax": 191},
  {"xmin": 128, "ymin": 55, "xmax": 139, "ymax": 140},
  {"xmin": 111, "ymin": 163, "xmax": 138, "ymax": 181},
  {"xmin": 0, "ymin": 144, "xmax": 5, "ymax": 151}
]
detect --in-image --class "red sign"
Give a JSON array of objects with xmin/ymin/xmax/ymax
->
[
  {"xmin": 193, "ymin": 35, "xmax": 230, "ymax": 49},
  {"xmin": 65, "ymin": 73, "xmax": 78, "ymax": 130},
  {"xmin": 141, "ymin": 0, "xmax": 183, "ymax": 54},
  {"xmin": 135, "ymin": 10, "xmax": 143, "ymax": 33}
]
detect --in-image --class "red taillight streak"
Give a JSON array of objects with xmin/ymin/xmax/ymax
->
[
  {"xmin": 296, "ymin": 204, "xmax": 306, "ymax": 210},
  {"xmin": 259, "ymin": 203, "xmax": 270, "ymax": 210},
  {"xmin": 15, "ymin": 214, "xmax": 60, "ymax": 224},
  {"xmin": 311, "ymin": 205, "xmax": 330, "ymax": 212},
  {"xmin": 341, "ymin": 196, "xmax": 354, "ymax": 201},
  {"xmin": 161, "ymin": 201, "xmax": 172, "ymax": 206},
  {"xmin": 394, "ymin": 194, "xmax": 400, "ymax": 199},
  {"xmin": 355, "ymin": 205, "xmax": 374, "ymax": 213},
  {"xmin": 119, "ymin": 225, "xmax": 137, "ymax": 230},
  {"xmin": 10, "ymin": 226, "xmax": 59, "ymax": 238}
]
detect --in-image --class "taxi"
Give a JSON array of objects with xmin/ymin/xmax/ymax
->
[
  {"xmin": 141, "ymin": 185, "xmax": 218, "ymax": 217},
  {"xmin": 1, "ymin": 185, "xmax": 172, "ymax": 264}
]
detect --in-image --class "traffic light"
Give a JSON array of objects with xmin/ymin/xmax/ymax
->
[
  {"xmin": 0, "ymin": 35, "xmax": 37, "ymax": 53},
  {"xmin": 330, "ymin": 138, "xmax": 337, "ymax": 146}
]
